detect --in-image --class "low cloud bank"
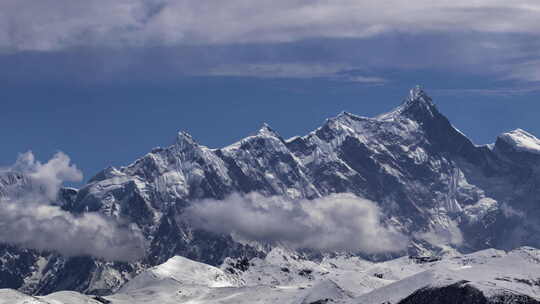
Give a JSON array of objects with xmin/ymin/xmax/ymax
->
[
  {"xmin": 185, "ymin": 193, "xmax": 408, "ymax": 254},
  {"xmin": 0, "ymin": 151, "xmax": 145, "ymax": 262},
  {"xmin": 0, "ymin": 201, "xmax": 145, "ymax": 261}
]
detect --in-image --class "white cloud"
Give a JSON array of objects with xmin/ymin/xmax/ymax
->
[
  {"xmin": 415, "ymin": 218, "xmax": 464, "ymax": 247},
  {"xmin": 1, "ymin": 1, "xmax": 540, "ymax": 52},
  {"xmin": 0, "ymin": 151, "xmax": 146, "ymax": 262},
  {"xmin": 10, "ymin": 151, "xmax": 83, "ymax": 200},
  {"xmin": 0, "ymin": 201, "xmax": 146, "ymax": 262},
  {"xmin": 184, "ymin": 193, "xmax": 408, "ymax": 254}
]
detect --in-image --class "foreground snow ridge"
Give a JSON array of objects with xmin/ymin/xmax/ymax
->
[
  {"xmin": 1, "ymin": 247, "xmax": 540, "ymax": 304},
  {"xmin": 121, "ymin": 255, "xmax": 239, "ymax": 291}
]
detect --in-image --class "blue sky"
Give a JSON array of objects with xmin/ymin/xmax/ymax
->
[{"xmin": 2, "ymin": 1, "xmax": 540, "ymax": 182}]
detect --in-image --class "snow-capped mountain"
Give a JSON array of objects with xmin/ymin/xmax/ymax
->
[
  {"xmin": 2, "ymin": 86, "xmax": 540, "ymax": 298},
  {"xmin": 2, "ymin": 247, "xmax": 540, "ymax": 303}
]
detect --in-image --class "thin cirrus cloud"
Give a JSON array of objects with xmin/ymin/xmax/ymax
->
[
  {"xmin": 203, "ymin": 63, "xmax": 387, "ymax": 83},
  {"xmin": 0, "ymin": 151, "xmax": 146, "ymax": 262},
  {"xmin": 1, "ymin": 0, "xmax": 540, "ymax": 51},
  {"xmin": 1, "ymin": 1, "xmax": 540, "ymax": 83}
]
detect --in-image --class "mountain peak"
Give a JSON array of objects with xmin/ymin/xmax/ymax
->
[
  {"xmin": 336, "ymin": 111, "xmax": 358, "ymax": 120},
  {"xmin": 176, "ymin": 131, "xmax": 199, "ymax": 150},
  {"xmin": 497, "ymin": 128, "xmax": 540, "ymax": 155},
  {"xmin": 398, "ymin": 85, "xmax": 438, "ymax": 120},
  {"xmin": 404, "ymin": 85, "xmax": 434, "ymax": 107},
  {"xmin": 408, "ymin": 85, "xmax": 428, "ymax": 101},
  {"xmin": 376, "ymin": 86, "xmax": 438, "ymax": 122},
  {"xmin": 257, "ymin": 123, "xmax": 280, "ymax": 138}
]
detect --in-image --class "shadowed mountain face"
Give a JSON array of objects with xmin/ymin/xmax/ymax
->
[
  {"xmin": 2, "ymin": 86, "xmax": 540, "ymax": 295},
  {"xmin": 398, "ymin": 281, "xmax": 540, "ymax": 304}
]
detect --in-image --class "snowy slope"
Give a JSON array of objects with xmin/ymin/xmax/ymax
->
[
  {"xmin": 96, "ymin": 247, "xmax": 540, "ymax": 304},
  {"xmin": 355, "ymin": 247, "xmax": 540, "ymax": 304},
  {"xmin": 1, "ymin": 247, "xmax": 539, "ymax": 304},
  {"xmin": 498, "ymin": 129, "xmax": 540, "ymax": 155},
  {"xmin": 121, "ymin": 255, "xmax": 239, "ymax": 291}
]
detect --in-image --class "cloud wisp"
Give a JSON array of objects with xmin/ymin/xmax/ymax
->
[
  {"xmin": 0, "ymin": 151, "xmax": 146, "ymax": 262},
  {"xmin": 185, "ymin": 192, "xmax": 408, "ymax": 254},
  {"xmin": 415, "ymin": 218, "xmax": 464, "ymax": 247},
  {"xmin": 203, "ymin": 63, "xmax": 386, "ymax": 83}
]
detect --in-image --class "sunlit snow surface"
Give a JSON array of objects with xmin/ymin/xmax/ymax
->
[
  {"xmin": 1, "ymin": 247, "xmax": 540, "ymax": 304},
  {"xmin": 498, "ymin": 129, "xmax": 540, "ymax": 154}
]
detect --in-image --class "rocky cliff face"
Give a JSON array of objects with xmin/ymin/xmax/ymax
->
[{"xmin": 2, "ymin": 86, "xmax": 540, "ymax": 295}]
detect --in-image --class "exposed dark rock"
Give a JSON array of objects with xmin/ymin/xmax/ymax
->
[{"xmin": 398, "ymin": 281, "xmax": 540, "ymax": 304}]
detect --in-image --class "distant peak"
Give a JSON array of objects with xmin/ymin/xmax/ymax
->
[
  {"xmin": 257, "ymin": 123, "xmax": 280, "ymax": 138},
  {"xmin": 404, "ymin": 85, "xmax": 434, "ymax": 106},
  {"xmin": 377, "ymin": 86, "xmax": 438, "ymax": 122},
  {"xmin": 408, "ymin": 85, "xmax": 427, "ymax": 101},
  {"xmin": 88, "ymin": 166, "xmax": 124, "ymax": 183},
  {"xmin": 396, "ymin": 85, "xmax": 438, "ymax": 119},
  {"xmin": 337, "ymin": 111, "xmax": 354, "ymax": 119},
  {"xmin": 177, "ymin": 130, "xmax": 194, "ymax": 141},
  {"xmin": 497, "ymin": 128, "xmax": 540, "ymax": 155},
  {"xmin": 332, "ymin": 111, "xmax": 368, "ymax": 125},
  {"xmin": 176, "ymin": 131, "xmax": 198, "ymax": 149}
]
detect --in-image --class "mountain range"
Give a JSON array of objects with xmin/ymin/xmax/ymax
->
[{"xmin": 1, "ymin": 86, "xmax": 540, "ymax": 303}]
